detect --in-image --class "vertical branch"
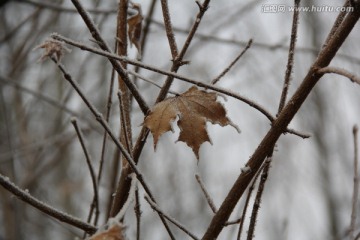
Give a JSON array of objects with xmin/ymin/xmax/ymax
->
[
  {"xmin": 160, "ymin": 0, "xmax": 179, "ymax": 59},
  {"xmin": 278, "ymin": 0, "xmax": 301, "ymax": 113},
  {"xmin": 350, "ymin": 125, "xmax": 359, "ymax": 239},
  {"xmin": 237, "ymin": 164, "xmax": 265, "ymax": 240},
  {"xmin": 109, "ymin": 0, "xmax": 134, "ymax": 219},
  {"xmin": 116, "ymin": 0, "xmax": 133, "ymax": 155},
  {"xmin": 246, "ymin": 158, "xmax": 271, "ymax": 240},
  {"xmin": 246, "ymin": 1, "xmax": 300, "ymax": 238},
  {"xmin": 134, "ymin": 187, "xmax": 141, "ymax": 240},
  {"xmin": 98, "ymin": 63, "xmax": 117, "ymax": 225},
  {"xmin": 140, "ymin": 0, "xmax": 158, "ymax": 56}
]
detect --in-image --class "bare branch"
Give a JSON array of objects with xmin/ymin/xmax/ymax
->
[
  {"xmin": 97, "ymin": 63, "xmax": 117, "ymax": 197},
  {"xmin": 144, "ymin": 195, "xmax": 200, "ymax": 240},
  {"xmin": 160, "ymin": 0, "xmax": 179, "ymax": 59},
  {"xmin": 134, "ymin": 187, "xmax": 141, "ymax": 240},
  {"xmin": 127, "ymin": 69, "xmax": 179, "ymax": 95},
  {"xmin": 211, "ymin": 39, "xmax": 253, "ymax": 85},
  {"xmin": 71, "ymin": 118, "xmax": 100, "ymax": 226},
  {"xmin": 322, "ymin": 0, "xmax": 351, "ymax": 50},
  {"xmin": 317, "ymin": 66, "xmax": 360, "ymax": 85},
  {"xmin": 0, "ymin": 173, "xmax": 97, "ymax": 234},
  {"xmin": 237, "ymin": 164, "xmax": 264, "ymax": 240},
  {"xmin": 278, "ymin": 0, "xmax": 300, "ymax": 113},
  {"xmin": 176, "ymin": 0, "xmax": 210, "ymax": 62},
  {"xmin": 0, "ymin": 75, "xmax": 99, "ymax": 132},
  {"xmin": 195, "ymin": 174, "xmax": 217, "ymax": 213},
  {"xmin": 224, "ymin": 217, "xmax": 242, "ymax": 226},
  {"xmin": 247, "ymin": 157, "xmax": 272, "ymax": 240},
  {"xmin": 350, "ymin": 125, "xmax": 359, "ymax": 239}
]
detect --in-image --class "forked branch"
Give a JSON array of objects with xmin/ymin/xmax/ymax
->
[
  {"xmin": 317, "ymin": 66, "xmax": 360, "ymax": 85},
  {"xmin": 202, "ymin": 4, "xmax": 360, "ymax": 240}
]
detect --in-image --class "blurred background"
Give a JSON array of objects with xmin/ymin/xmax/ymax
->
[{"xmin": 1, "ymin": 0, "xmax": 360, "ymax": 239}]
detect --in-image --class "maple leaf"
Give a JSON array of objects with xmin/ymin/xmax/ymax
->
[{"xmin": 143, "ymin": 86, "xmax": 239, "ymax": 159}]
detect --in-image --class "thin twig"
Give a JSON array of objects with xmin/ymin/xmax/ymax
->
[
  {"xmin": 0, "ymin": 173, "xmax": 97, "ymax": 234},
  {"xmin": 97, "ymin": 60, "xmax": 116, "ymax": 198},
  {"xmin": 350, "ymin": 125, "xmax": 359, "ymax": 239},
  {"xmin": 237, "ymin": 163, "xmax": 266, "ymax": 240},
  {"xmin": 278, "ymin": 0, "xmax": 300, "ymax": 113},
  {"xmin": 127, "ymin": 69, "xmax": 179, "ymax": 95},
  {"xmin": 134, "ymin": 186, "xmax": 141, "ymax": 240},
  {"xmin": 140, "ymin": 0, "xmax": 158, "ymax": 54},
  {"xmin": 0, "ymin": 76, "xmax": 99, "ymax": 131},
  {"xmin": 246, "ymin": 157, "xmax": 272, "ymax": 240},
  {"xmin": 224, "ymin": 217, "xmax": 242, "ymax": 226},
  {"xmin": 176, "ymin": 0, "xmax": 210, "ymax": 62},
  {"xmin": 70, "ymin": 0, "xmax": 149, "ymax": 115},
  {"xmin": 52, "ymin": 58, "xmax": 174, "ymax": 239},
  {"xmin": 195, "ymin": 174, "xmax": 217, "ymax": 213},
  {"xmin": 317, "ymin": 66, "xmax": 360, "ymax": 85},
  {"xmin": 71, "ymin": 118, "xmax": 100, "ymax": 227},
  {"xmin": 144, "ymin": 195, "xmax": 200, "ymax": 240},
  {"xmin": 211, "ymin": 39, "xmax": 253, "ymax": 85}
]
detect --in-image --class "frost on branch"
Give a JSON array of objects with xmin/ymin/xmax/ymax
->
[{"xmin": 143, "ymin": 86, "xmax": 239, "ymax": 159}]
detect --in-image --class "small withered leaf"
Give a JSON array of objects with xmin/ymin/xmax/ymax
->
[
  {"xmin": 128, "ymin": 3, "xmax": 143, "ymax": 55},
  {"xmin": 143, "ymin": 86, "xmax": 239, "ymax": 159},
  {"xmin": 34, "ymin": 38, "xmax": 71, "ymax": 63}
]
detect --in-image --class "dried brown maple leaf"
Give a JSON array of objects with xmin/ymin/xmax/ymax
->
[{"xmin": 143, "ymin": 86, "xmax": 239, "ymax": 159}]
